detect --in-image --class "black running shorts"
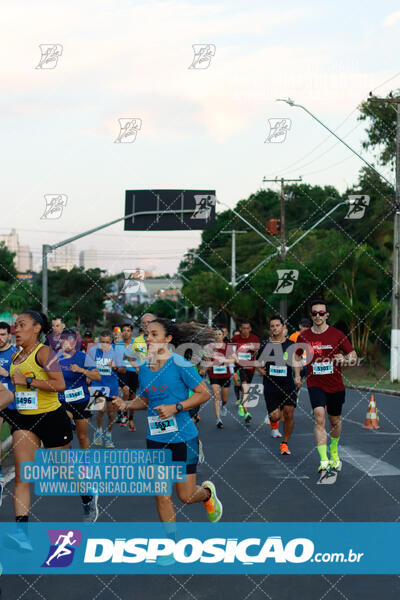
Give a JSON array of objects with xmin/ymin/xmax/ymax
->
[
  {"xmin": 209, "ymin": 377, "xmax": 231, "ymax": 387},
  {"xmin": 238, "ymin": 368, "xmax": 254, "ymax": 384},
  {"xmin": 64, "ymin": 400, "xmax": 91, "ymax": 420},
  {"xmin": 146, "ymin": 437, "xmax": 199, "ymax": 475},
  {"xmin": 264, "ymin": 388, "xmax": 297, "ymax": 414},
  {"xmin": 308, "ymin": 387, "xmax": 345, "ymax": 416},
  {"xmin": 118, "ymin": 371, "xmax": 138, "ymax": 393},
  {"xmin": 10, "ymin": 405, "xmax": 73, "ymax": 447}
]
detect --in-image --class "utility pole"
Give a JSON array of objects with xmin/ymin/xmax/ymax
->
[
  {"xmin": 368, "ymin": 94, "xmax": 400, "ymax": 381},
  {"xmin": 221, "ymin": 230, "xmax": 247, "ymax": 336},
  {"xmin": 262, "ymin": 177, "xmax": 302, "ymax": 319}
]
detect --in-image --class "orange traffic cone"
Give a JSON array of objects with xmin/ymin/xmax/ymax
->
[{"xmin": 363, "ymin": 394, "xmax": 380, "ymax": 429}]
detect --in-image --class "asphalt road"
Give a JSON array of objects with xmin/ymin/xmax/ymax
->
[{"xmin": 1, "ymin": 377, "xmax": 400, "ymax": 599}]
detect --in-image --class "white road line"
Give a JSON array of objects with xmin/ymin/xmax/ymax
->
[
  {"xmin": 340, "ymin": 445, "xmax": 400, "ymax": 476},
  {"xmin": 4, "ymin": 467, "xmax": 15, "ymax": 485}
]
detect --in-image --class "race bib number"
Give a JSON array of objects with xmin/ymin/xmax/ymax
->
[
  {"xmin": 64, "ymin": 386, "xmax": 85, "ymax": 402},
  {"xmin": 15, "ymin": 391, "xmax": 38, "ymax": 411},
  {"xmin": 312, "ymin": 362, "xmax": 334, "ymax": 375},
  {"xmin": 148, "ymin": 415, "xmax": 178, "ymax": 436},
  {"xmin": 213, "ymin": 365, "xmax": 227, "ymax": 374},
  {"xmin": 269, "ymin": 365, "xmax": 287, "ymax": 377},
  {"xmin": 97, "ymin": 361, "xmax": 112, "ymax": 376},
  {"xmin": 238, "ymin": 352, "xmax": 251, "ymax": 361}
]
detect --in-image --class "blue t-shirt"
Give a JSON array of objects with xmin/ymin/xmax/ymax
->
[
  {"xmin": 138, "ymin": 352, "xmax": 202, "ymax": 443},
  {"xmin": 58, "ymin": 350, "xmax": 94, "ymax": 404},
  {"xmin": 0, "ymin": 345, "xmax": 17, "ymax": 410},
  {"xmin": 87, "ymin": 345, "xmax": 121, "ymax": 398},
  {"xmin": 114, "ymin": 341, "xmax": 137, "ymax": 372}
]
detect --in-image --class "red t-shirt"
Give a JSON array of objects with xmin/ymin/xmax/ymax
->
[
  {"xmin": 297, "ymin": 326, "xmax": 353, "ymax": 393},
  {"xmin": 206, "ymin": 342, "xmax": 233, "ymax": 379},
  {"xmin": 231, "ymin": 333, "xmax": 260, "ymax": 373}
]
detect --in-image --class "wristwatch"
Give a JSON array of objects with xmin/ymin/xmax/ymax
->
[
  {"xmin": 26, "ymin": 377, "xmax": 33, "ymax": 389},
  {"xmin": 175, "ymin": 403, "xmax": 184, "ymax": 413}
]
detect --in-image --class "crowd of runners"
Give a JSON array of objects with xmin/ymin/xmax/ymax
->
[{"xmin": 0, "ymin": 299, "xmax": 357, "ymax": 550}]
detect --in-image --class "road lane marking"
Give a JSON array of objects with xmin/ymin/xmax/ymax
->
[{"xmin": 340, "ymin": 446, "xmax": 400, "ymax": 476}]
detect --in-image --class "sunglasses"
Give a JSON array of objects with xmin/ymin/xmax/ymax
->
[{"xmin": 311, "ymin": 311, "xmax": 327, "ymax": 317}]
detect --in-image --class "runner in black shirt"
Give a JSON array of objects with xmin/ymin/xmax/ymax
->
[{"xmin": 256, "ymin": 315, "xmax": 300, "ymax": 455}]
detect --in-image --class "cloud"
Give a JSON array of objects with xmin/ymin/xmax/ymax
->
[{"xmin": 382, "ymin": 10, "xmax": 400, "ymax": 27}]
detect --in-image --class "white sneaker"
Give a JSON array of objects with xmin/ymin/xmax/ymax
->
[
  {"xmin": 220, "ymin": 402, "xmax": 228, "ymax": 417},
  {"xmin": 104, "ymin": 433, "xmax": 114, "ymax": 448},
  {"xmin": 198, "ymin": 439, "xmax": 205, "ymax": 465},
  {"xmin": 83, "ymin": 495, "xmax": 99, "ymax": 522},
  {"xmin": 270, "ymin": 428, "xmax": 282, "ymax": 438},
  {"xmin": 93, "ymin": 428, "xmax": 103, "ymax": 446}
]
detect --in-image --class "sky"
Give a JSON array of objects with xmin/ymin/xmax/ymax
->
[{"xmin": 1, "ymin": 0, "xmax": 400, "ymax": 275}]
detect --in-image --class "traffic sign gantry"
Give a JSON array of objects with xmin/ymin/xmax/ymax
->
[{"xmin": 124, "ymin": 189, "xmax": 216, "ymax": 231}]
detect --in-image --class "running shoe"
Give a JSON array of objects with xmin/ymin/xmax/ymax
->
[
  {"xmin": 128, "ymin": 420, "xmax": 136, "ymax": 432},
  {"xmin": 330, "ymin": 458, "xmax": 342, "ymax": 471},
  {"xmin": 6, "ymin": 529, "xmax": 33, "ymax": 552},
  {"xmin": 318, "ymin": 460, "xmax": 330, "ymax": 472},
  {"xmin": 280, "ymin": 442, "xmax": 291, "ymax": 455},
  {"xmin": 216, "ymin": 420, "xmax": 223, "ymax": 429},
  {"xmin": 104, "ymin": 433, "xmax": 114, "ymax": 448},
  {"xmin": 115, "ymin": 411, "xmax": 122, "ymax": 424},
  {"xmin": 194, "ymin": 414, "xmax": 201, "ymax": 424},
  {"xmin": 244, "ymin": 412, "xmax": 252, "ymax": 424},
  {"xmin": 0, "ymin": 473, "xmax": 4, "ymax": 508},
  {"xmin": 93, "ymin": 428, "xmax": 103, "ymax": 446},
  {"xmin": 220, "ymin": 403, "xmax": 228, "ymax": 417},
  {"xmin": 270, "ymin": 428, "xmax": 282, "ymax": 439},
  {"xmin": 202, "ymin": 481, "xmax": 223, "ymax": 523},
  {"xmin": 83, "ymin": 495, "xmax": 99, "ymax": 523},
  {"xmin": 120, "ymin": 415, "xmax": 128, "ymax": 427},
  {"xmin": 238, "ymin": 405, "xmax": 245, "ymax": 417},
  {"xmin": 198, "ymin": 439, "xmax": 205, "ymax": 465}
]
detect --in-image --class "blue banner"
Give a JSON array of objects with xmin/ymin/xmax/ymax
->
[{"xmin": 0, "ymin": 522, "xmax": 398, "ymax": 574}]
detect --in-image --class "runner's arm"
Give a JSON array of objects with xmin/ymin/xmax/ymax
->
[
  {"xmin": 112, "ymin": 394, "xmax": 148, "ymax": 412},
  {"xmin": 0, "ymin": 381, "xmax": 14, "ymax": 410},
  {"xmin": 154, "ymin": 381, "xmax": 210, "ymax": 419},
  {"xmin": 11, "ymin": 346, "xmax": 66, "ymax": 392}
]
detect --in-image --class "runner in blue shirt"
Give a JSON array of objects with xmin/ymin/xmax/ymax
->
[
  {"xmin": 113, "ymin": 318, "xmax": 223, "ymax": 525},
  {"xmin": 88, "ymin": 330, "xmax": 125, "ymax": 449},
  {"xmin": 0, "ymin": 321, "xmax": 18, "ymax": 506},
  {"xmin": 58, "ymin": 329, "xmax": 101, "ymax": 521}
]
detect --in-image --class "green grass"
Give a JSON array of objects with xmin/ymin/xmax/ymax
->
[
  {"xmin": 343, "ymin": 366, "xmax": 400, "ymax": 391},
  {"xmin": 0, "ymin": 421, "xmax": 10, "ymax": 442}
]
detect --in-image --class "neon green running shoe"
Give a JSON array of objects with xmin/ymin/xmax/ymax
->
[
  {"xmin": 238, "ymin": 405, "xmax": 245, "ymax": 417},
  {"xmin": 330, "ymin": 458, "xmax": 342, "ymax": 471},
  {"xmin": 202, "ymin": 480, "xmax": 223, "ymax": 523}
]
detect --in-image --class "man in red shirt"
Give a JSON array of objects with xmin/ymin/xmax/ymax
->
[
  {"xmin": 294, "ymin": 299, "xmax": 357, "ymax": 479},
  {"xmin": 232, "ymin": 322, "xmax": 260, "ymax": 424}
]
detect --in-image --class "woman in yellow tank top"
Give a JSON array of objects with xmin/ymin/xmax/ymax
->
[{"xmin": 0, "ymin": 311, "xmax": 72, "ymax": 551}]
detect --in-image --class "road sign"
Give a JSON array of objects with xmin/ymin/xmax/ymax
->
[{"xmin": 124, "ymin": 190, "xmax": 216, "ymax": 231}]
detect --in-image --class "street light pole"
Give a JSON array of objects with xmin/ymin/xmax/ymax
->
[
  {"xmin": 221, "ymin": 230, "xmax": 247, "ymax": 335},
  {"xmin": 262, "ymin": 176, "xmax": 302, "ymax": 319},
  {"xmin": 368, "ymin": 94, "xmax": 400, "ymax": 380}
]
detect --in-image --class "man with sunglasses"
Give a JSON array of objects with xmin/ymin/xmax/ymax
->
[{"xmin": 294, "ymin": 299, "xmax": 357, "ymax": 482}]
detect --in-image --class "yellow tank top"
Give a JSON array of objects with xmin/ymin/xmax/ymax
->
[
  {"xmin": 132, "ymin": 334, "xmax": 148, "ymax": 358},
  {"xmin": 10, "ymin": 344, "xmax": 61, "ymax": 415}
]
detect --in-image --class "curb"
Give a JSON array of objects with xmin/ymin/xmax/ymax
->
[{"xmin": 347, "ymin": 384, "xmax": 400, "ymax": 397}]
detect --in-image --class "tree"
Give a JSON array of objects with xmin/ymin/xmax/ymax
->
[{"xmin": 358, "ymin": 92, "xmax": 398, "ymax": 168}]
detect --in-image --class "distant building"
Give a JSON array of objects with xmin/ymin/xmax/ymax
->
[
  {"xmin": 0, "ymin": 229, "xmax": 32, "ymax": 272},
  {"xmin": 124, "ymin": 277, "xmax": 182, "ymax": 305},
  {"xmin": 49, "ymin": 243, "xmax": 77, "ymax": 270},
  {"xmin": 79, "ymin": 248, "xmax": 98, "ymax": 269}
]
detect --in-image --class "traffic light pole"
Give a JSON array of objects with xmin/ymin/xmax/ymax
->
[{"xmin": 262, "ymin": 176, "xmax": 302, "ymax": 319}]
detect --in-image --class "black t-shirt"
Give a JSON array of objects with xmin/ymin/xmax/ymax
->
[{"xmin": 256, "ymin": 338, "xmax": 295, "ymax": 391}]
